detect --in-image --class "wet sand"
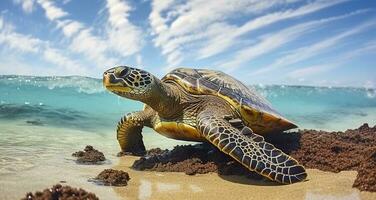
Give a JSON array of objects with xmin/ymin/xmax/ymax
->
[{"xmin": 113, "ymin": 156, "xmax": 376, "ymax": 200}]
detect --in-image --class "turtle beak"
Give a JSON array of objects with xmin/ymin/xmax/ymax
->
[
  {"xmin": 103, "ymin": 67, "xmax": 133, "ymax": 94},
  {"xmin": 103, "ymin": 68, "xmax": 123, "ymax": 88},
  {"xmin": 103, "ymin": 71, "xmax": 113, "ymax": 88}
]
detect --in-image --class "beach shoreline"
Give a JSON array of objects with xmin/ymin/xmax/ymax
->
[{"xmin": 11, "ymin": 154, "xmax": 376, "ymax": 200}]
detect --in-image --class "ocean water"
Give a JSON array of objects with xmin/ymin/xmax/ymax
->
[{"xmin": 0, "ymin": 75, "xmax": 375, "ymax": 199}]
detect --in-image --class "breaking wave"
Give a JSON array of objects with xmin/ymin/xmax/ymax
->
[
  {"xmin": 1, "ymin": 75, "xmax": 374, "ymax": 98},
  {"xmin": 0, "ymin": 75, "xmax": 104, "ymax": 94}
]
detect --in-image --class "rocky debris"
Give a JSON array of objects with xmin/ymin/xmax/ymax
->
[
  {"xmin": 145, "ymin": 148, "xmax": 169, "ymax": 157},
  {"xmin": 72, "ymin": 145, "xmax": 105, "ymax": 164},
  {"xmin": 352, "ymin": 150, "xmax": 376, "ymax": 192},
  {"xmin": 20, "ymin": 184, "xmax": 98, "ymax": 200},
  {"xmin": 266, "ymin": 123, "xmax": 376, "ymax": 192},
  {"xmin": 94, "ymin": 169, "xmax": 130, "ymax": 186},
  {"xmin": 132, "ymin": 144, "xmax": 261, "ymax": 178},
  {"xmin": 132, "ymin": 123, "xmax": 376, "ymax": 191},
  {"xmin": 117, "ymin": 147, "xmax": 170, "ymax": 157},
  {"xmin": 26, "ymin": 119, "xmax": 43, "ymax": 126},
  {"xmin": 266, "ymin": 123, "xmax": 376, "ymax": 173}
]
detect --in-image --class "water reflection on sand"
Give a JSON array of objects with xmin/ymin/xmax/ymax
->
[
  {"xmin": 305, "ymin": 191, "xmax": 360, "ymax": 200},
  {"xmin": 112, "ymin": 156, "xmax": 375, "ymax": 200}
]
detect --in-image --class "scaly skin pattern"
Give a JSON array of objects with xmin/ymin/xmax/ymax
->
[
  {"xmin": 116, "ymin": 107, "xmax": 155, "ymax": 155},
  {"xmin": 197, "ymin": 105, "xmax": 307, "ymax": 184}
]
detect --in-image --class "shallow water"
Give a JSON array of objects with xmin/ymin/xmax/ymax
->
[{"xmin": 0, "ymin": 75, "xmax": 375, "ymax": 199}]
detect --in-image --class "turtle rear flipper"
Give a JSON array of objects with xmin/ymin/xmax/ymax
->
[{"xmin": 197, "ymin": 113, "xmax": 307, "ymax": 184}]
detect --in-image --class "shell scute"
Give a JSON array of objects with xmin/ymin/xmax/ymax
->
[{"xmin": 162, "ymin": 68, "xmax": 297, "ymax": 134}]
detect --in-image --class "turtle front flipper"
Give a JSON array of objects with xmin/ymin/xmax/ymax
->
[
  {"xmin": 117, "ymin": 109, "xmax": 154, "ymax": 156},
  {"xmin": 197, "ymin": 113, "xmax": 307, "ymax": 184}
]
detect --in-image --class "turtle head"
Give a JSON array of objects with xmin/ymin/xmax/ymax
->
[{"xmin": 103, "ymin": 66, "xmax": 155, "ymax": 100}]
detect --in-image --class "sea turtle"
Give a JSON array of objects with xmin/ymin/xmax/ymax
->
[{"xmin": 103, "ymin": 66, "xmax": 307, "ymax": 184}]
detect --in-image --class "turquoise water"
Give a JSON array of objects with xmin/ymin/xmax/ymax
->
[
  {"xmin": 0, "ymin": 75, "xmax": 375, "ymax": 199},
  {"xmin": 1, "ymin": 75, "xmax": 375, "ymax": 132},
  {"xmin": 0, "ymin": 75, "xmax": 140, "ymax": 131}
]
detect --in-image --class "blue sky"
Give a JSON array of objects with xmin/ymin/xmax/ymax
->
[{"xmin": 0, "ymin": 0, "xmax": 375, "ymax": 87}]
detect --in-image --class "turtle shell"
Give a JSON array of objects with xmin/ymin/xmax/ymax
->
[{"xmin": 162, "ymin": 68, "xmax": 297, "ymax": 134}]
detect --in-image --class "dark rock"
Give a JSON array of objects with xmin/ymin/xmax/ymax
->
[
  {"xmin": 266, "ymin": 123, "xmax": 376, "ymax": 173},
  {"xmin": 353, "ymin": 150, "xmax": 376, "ymax": 192},
  {"xmin": 132, "ymin": 143, "xmax": 261, "ymax": 178},
  {"xmin": 145, "ymin": 148, "xmax": 169, "ymax": 157},
  {"xmin": 132, "ymin": 123, "xmax": 376, "ymax": 192},
  {"xmin": 20, "ymin": 184, "xmax": 98, "ymax": 200},
  {"xmin": 72, "ymin": 145, "xmax": 105, "ymax": 164},
  {"xmin": 26, "ymin": 119, "xmax": 43, "ymax": 126},
  {"xmin": 94, "ymin": 169, "xmax": 130, "ymax": 186}
]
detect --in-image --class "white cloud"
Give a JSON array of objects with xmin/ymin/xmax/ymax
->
[
  {"xmin": 0, "ymin": 17, "xmax": 87, "ymax": 75},
  {"xmin": 43, "ymin": 47, "xmax": 87, "ymax": 74},
  {"xmin": 0, "ymin": 32, "xmax": 41, "ymax": 53},
  {"xmin": 106, "ymin": 0, "xmax": 132, "ymax": 28},
  {"xmin": 149, "ymin": 0, "xmax": 349, "ymax": 66},
  {"xmin": 198, "ymin": 0, "xmax": 350, "ymax": 59},
  {"xmin": 0, "ymin": 18, "xmax": 43, "ymax": 53},
  {"xmin": 149, "ymin": 0, "xmax": 174, "ymax": 36},
  {"xmin": 35, "ymin": 0, "xmax": 113, "ymax": 70},
  {"xmin": 251, "ymin": 10, "xmax": 373, "ymax": 75},
  {"xmin": 69, "ymin": 29, "xmax": 115, "ymax": 67},
  {"xmin": 157, "ymin": 22, "xmax": 237, "ymax": 71},
  {"xmin": 162, "ymin": 0, "xmax": 302, "ymax": 38},
  {"xmin": 219, "ymin": 14, "xmax": 354, "ymax": 71},
  {"xmin": 70, "ymin": 30, "xmax": 107, "ymax": 54},
  {"xmin": 13, "ymin": 0, "xmax": 35, "ymax": 14},
  {"xmin": 106, "ymin": 26, "xmax": 142, "ymax": 57},
  {"xmin": 57, "ymin": 20, "xmax": 84, "ymax": 38},
  {"xmin": 37, "ymin": 0, "xmax": 68, "ymax": 21},
  {"xmin": 105, "ymin": 0, "xmax": 144, "ymax": 57},
  {"xmin": 288, "ymin": 42, "xmax": 376, "ymax": 78},
  {"xmin": 149, "ymin": 0, "xmax": 295, "ymax": 66},
  {"xmin": 34, "ymin": 0, "xmax": 143, "ymax": 70}
]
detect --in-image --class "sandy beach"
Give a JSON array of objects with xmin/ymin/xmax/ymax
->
[
  {"xmin": 9, "ymin": 153, "xmax": 376, "ymax": 200},
  {"xmin": 112, "ymin": 156, "xmax": 376, "ymax": 200},
  {"xmin": 2, "ymin": 122, "xmax": 375, "ymax": 200}
]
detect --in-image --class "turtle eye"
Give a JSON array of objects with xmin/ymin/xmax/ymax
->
[{"xmin": 119, "ymin": 68, "xmax": 129, "ymax": 77}]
